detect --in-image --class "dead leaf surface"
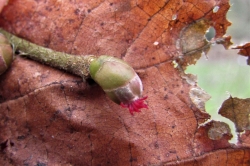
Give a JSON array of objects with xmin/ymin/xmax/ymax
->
[
  {"xmin": 0, "ymin": 0, "xmax": 249, "ymax": 165},
  {"xmin": 232, "ymin": 42, "xmax": 250, "ymax": 56},
  {"xmin": 215, "ymin": 35, "xmax": 232, "ymax": 49},
  {"xmin": 207, "ymin": 121, "xmax": 232, "ymax": 140},
  {"xmin": 219, "ymin": 96, "xmax": 250, "ymax": 133},
  {"xmin": 232, "ymin": 42, "xmax": 250, "ymax": 65}
]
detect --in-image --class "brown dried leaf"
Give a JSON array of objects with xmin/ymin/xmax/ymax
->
[
  {"xmin": 178, "ymin": 19, "xmax": 211, "ymax": 68},
  {"xmin": 232, "ymin": 42, "xmax": 250, "ymax": 57},
  {"xmin": 163, "ymin": 149, "xmax": 250, "ymax": 166},
  {"xmin": 208, "ymin": 121, "xmax": 232, "ymax": 140},
  {"xmin": 194, "ymin": 120, "xmax": 232, "ymax": 154},
  {"xmin": 0, "ymin": 0, "xmax": 248, "ymax": 165},
  {"xmin": 189, "ymin": 87, "xmax": 211, "ymax": 112},
  {"xmin": 232, "ymin": 43, "xmax": 250, "ymax": 65},
  {"xmin": 215, "ymin": 36, "xmax": 233, "ymax": 49},
  {"xmin": 219, "ymin": 96, "xmax": 250, "ymax": 132}
]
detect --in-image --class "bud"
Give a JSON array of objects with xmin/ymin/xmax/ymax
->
[
  {"xmin": 0, "ymin": 33, "xmax": 13, "ymax": 75},
  {"xmin": 89, "ymin": 55, "xmax": 148, "ymax": 115}
]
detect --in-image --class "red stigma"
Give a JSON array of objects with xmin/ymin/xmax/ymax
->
[{"xmin": 120, "ymin": 96, "xmax": 148, "ymax": 115}]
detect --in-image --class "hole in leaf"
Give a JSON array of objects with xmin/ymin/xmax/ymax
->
[{"xmin": 205, "ymin": 26, "xmax": 216, "ymax": 41}]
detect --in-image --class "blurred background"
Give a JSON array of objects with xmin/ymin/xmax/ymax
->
[{"xmin": 186, "ymin": 0, "xmax": 250, "ymax": 118}]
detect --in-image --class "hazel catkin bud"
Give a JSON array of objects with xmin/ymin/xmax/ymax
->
[
  {"xmin": 0, "ymin": 33, "xmax": 13, "ymax": 75},
  {"xmin": 89, "ymin": 55, "xmax": 147, "ymax": 115}
]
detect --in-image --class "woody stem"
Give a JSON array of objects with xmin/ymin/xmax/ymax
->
[{"xmin": 0, "ymin": 28, "xmax": 96, "ymax": 78}]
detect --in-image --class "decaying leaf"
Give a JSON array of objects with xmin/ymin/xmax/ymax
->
[
  {"xmin": 189, "ymin": 87, "xmax": 211, "ymax": 112},
  {"xmin": 208, "ymin": 121, "xmax": 232, "ymax": 140},
  {"xmin": 215, "ymin": 36, "xmax": 233, "ymax": 49},
  {"xmin": 194, "ymin": 120, "xmax": 233, "ymax": 156},
  {"xmin": 177, "ymin": 14, "xmax": 232, "ymax": 69},
  {"xmin": 232, "ymin": 42, "xmax": 250, "ymax": 65},
  {"xmin": 177, "ymin": 19, "xmax": 211, "ymax": 68},
  {"xmin": 219, "ymin": 96, "xmax": 250, "ymax": 132},
  {"xmin": 232, "ymin": 42, "xmax": 250, "ymax": 56},
  {"xmin": 0, "ymin": 0, "xmax": 248, "ymax": 165},
  {"xmin": 162, "ymin": 149, "xmax": 250, "ymax": 166}
]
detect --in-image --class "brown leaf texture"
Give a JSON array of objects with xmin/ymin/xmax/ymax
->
[
  {"xmin": 219, "ymin": 97, "xmax": 250, "ymax": 133},
  {"xmin": 232, "ymin": 42, "xmax": 250, "ymax": 56},
  {"xmin": 232, "ymin": 43, "xmax": 250, "ymax": 65},
  {"xmin": 0, "ymin": 0, "xmax": 249, "ymax": 165}
]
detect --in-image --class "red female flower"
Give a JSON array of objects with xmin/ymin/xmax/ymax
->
[{"xmin": 121, "ymin": 96, "xmax": 148, "ymax": 115}]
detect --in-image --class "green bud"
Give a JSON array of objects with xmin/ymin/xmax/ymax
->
[
  {"xmin": 0, "ymin": 33, "xmax": 13, "ymax": 75},
  {"xmin": 89, "ymin": 55, "xmax": 147, "ymax": 115}
]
